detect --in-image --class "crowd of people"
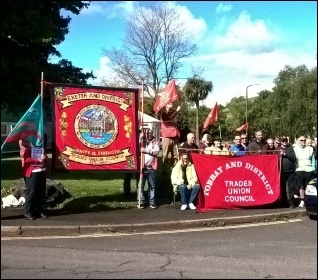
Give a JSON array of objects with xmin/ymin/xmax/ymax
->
[
  {"xmin": 136, "ymin": 130, "xmax": 316, "ymax": 211},
  {"xmin": 122, "ymin": 102, "xmax": 317, "ymax": 212}
]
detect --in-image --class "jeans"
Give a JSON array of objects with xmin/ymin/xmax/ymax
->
[
  {"xmin": 177, "ymin": 184, "xmax": 200, "ymax": 205},
  {"xmin": 137, "ymin": 168, "xmax": 156, "ymax": 204}
]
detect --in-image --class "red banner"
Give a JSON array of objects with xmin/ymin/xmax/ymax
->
[
  {"xmin": 202, "ymin": 102, "xmax": 218, "ymax": 132},
  {"xmin": 153, "ymin": 80, "xmax": 179, "ymax": 114},
  {"xmin": 191, "ymin": 154, "xmax": 281, "ymax": 211},
  {"xmin": 51, "ymin": 84, "xmax": 139, "ymax": 171},
  {"xmin": 236, "ymin": 122, "xmax": 248, "ymax": 131}
]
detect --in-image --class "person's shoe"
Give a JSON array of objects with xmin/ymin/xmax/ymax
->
[
  {"xmin": 137, "ymin": 204, "xmax": 145, "ymax": 209},
  {"xmin": 24, "ymin": 213, "xmax": 35, "ymax": 220},
  {"xmin": 181, "ymin": 204, "xmax": 187, "ymax": 211},
  {"xmin": 189, "ymin": 203, "xmax": 196, "ymax": 210},
  {"xmin": 294, "ymin": 194, "xmax": 300, "ymax": 198},
  {"xmin": 40, "ymin": 212, "xmax": 48, "ymax": 219},
  {"xmin": 149, "ymin": 203, "xmax": 157, "ymax": 209},
  {"xmin": 298, "ymin": 200, "xmax": 305, "ymax": 207}
]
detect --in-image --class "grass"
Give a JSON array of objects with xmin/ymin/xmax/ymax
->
[{"xmin": 1, "ymin": 151, "xmax": 174, "ymax": 213}]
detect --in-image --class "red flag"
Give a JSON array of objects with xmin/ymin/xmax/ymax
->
[
  {"xmin": 236, "ymin": 123, "xmax": 248, "ymax": 131},
  {"xmin": 153, "ymin": 80, "xmax": 178, "ymax": 114},
  {"xmin": 202, "ymin": 102, "xmax": 219, "ymax": 132}
]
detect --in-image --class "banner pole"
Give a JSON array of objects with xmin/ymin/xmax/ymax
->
[
  {"xmin": 40, "ymin": 72, "xmax": 44, "ymax": 148},
  {"xmin": 138, "ymin": 79, "xmax": 145, "ymax": 209},
  {"xmin": 219, "ymin": 121, "xmax": 222, "ymax": 139}
]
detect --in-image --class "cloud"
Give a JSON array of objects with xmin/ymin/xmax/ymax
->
[
  {"xmin": 88, "ymin": 56, "xmax": 116, "ymax": 86},
  {"xmin": 109, "ymin": 1, "xmax": 136, "ymax": 18},
  {"xmin": 80, "ymin": 3, "xmax": 106, "ymax": 16},
  {"xmin": 213, "ymin": 11, "xmax": 276, "ymax": 54},
  {"xmin": 87, "ymin": 2, "xmax": 316, "ymax": 107},
  {"xmin": 216, "ymin": 3, "xmax": 233, "ymax": 14},
  {"xmin": 169, "ymin": 2, "xmax": 207, "ymax": 39},
  {"xmin": 78, "ymin": 1, "xmax": 135, "ymax": 18}
]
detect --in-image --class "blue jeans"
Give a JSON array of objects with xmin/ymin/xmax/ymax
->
[
  {"xmin": 177, "ymin": 184, "xmax": 200, "ymax": 205},
  {"xmin": 137, "ymin": 168, "xmax": 156, "ymax": 204}
]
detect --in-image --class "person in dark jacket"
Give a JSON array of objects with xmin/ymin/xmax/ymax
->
[
  {"xmin": 276, "ymin": 137, "xmax": 297, "ymax": 207},
  {"xmin": 179, "ymin": 133, "xmax": 199, "ymax": 163},
  {"xmin": 248, "ymin": 130, "xmax": 270, "ymax": 154}
]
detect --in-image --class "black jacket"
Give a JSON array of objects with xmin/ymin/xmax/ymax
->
[
  {"xmin": 279, "ymin": 144, "xmax": 296, "ymax": 173},
  {"xmin": 248, "ymin": 140, "xmax": 269, "ymax": 154}
]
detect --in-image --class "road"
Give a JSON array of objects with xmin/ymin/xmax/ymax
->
[{"xmin": 1, "ymin": 218, "xmax": 317, "ymax": 279}]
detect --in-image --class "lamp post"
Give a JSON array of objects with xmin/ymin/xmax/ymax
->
[{"xmin": 245, "ymin": 84, "xmax": 260, "ymax": 133}]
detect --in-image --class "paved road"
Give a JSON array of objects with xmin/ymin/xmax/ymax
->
[{"xmin": 1, "ymin": 217, "xmax": 317, "ymax": 279}]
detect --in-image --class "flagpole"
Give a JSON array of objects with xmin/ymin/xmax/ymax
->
[
  {"xmin": 218, "ymin": 121, "xmax": 222, "ymax": 139},
  {"xmin": 40, "ymin": 72, "xmax": 44, "ymax": 99},
  {"xmin": 138, "ymin": 79, "xmax": 144, "ymax": 209},
  {"xmin": 40, "ymin": 72, "xmax": 44, "ymax": 149}
]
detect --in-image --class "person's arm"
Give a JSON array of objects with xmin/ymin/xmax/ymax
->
[
  {"xmin": 161, "ymin": 109, "xmax": 179, "ymax": 121},
  {"xmin": 311, "ymin": 152, "xmax": 316, "ymax": 170},
  {"xmin": 147, "ymin": 141, "xmax": 160, "ymax": 156},
  {"xmin": 188, "ymin": 165, "xmax": 198, "ymax": 186},
  {"xmin": 284, "ymin": 147, "xmax": 296, "ymax": 162},
  {"xmin": 171, "ymin": 162, "xmax": 181, "ymax": 191}
]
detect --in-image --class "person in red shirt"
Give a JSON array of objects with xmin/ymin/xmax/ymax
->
[
  {"xmin": 159, "ymin": 103, "xmax": 181, "ymax": 173},
  {"xmin": 19, "ymin": 139, "xmax": 48, "ymax": 220}
]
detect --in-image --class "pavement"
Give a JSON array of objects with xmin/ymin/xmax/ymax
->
[{"xmin": 1, "ymin": 203, "xmax": 307, "ymax": 238}]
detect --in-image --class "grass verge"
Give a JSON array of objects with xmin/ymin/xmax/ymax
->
[{"xmin": 1, "ymin": 152, "xmax": 174, "ymax": 212}]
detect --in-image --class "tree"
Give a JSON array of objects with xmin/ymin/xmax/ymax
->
[
  {"xmin": 184, "ymin": 76, "xmax": 213, "ymax": 145},
  {"xmin": 1, "ymin": 1, "xmax": 94, "ymax": 114},
  {"xmin": 102, "ymin": 1, "xmax": 197, "ymax": 98}
]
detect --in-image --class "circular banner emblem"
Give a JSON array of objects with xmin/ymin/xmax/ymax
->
[{"xmin": 74, "ymin": 104, "xmax": 118, "ymax": 149}]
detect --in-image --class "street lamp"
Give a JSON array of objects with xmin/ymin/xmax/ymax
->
[{"xmin": 245, "ymin": 84, "xmax": 260, "ymax": 133}]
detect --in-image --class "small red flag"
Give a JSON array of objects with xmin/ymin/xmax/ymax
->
[
  {"xmin": 153, "ymin": 80, "xmax": 179, "ymax": 114},
  {"xmin": 236, "ymin": 123, "xmax": 248, "ymax": 131},
  {"xmin": 202, "ymin": 102, "xmax": 219, "ymax": 132}
]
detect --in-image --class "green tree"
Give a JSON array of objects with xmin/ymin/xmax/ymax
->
[
  {"xmin": 1, "ymin": 1, "xmax": 94, "ymax": 114},
  {"xmin": 184, "ymin": 76, "xmax": 213, "ymax": 145}
]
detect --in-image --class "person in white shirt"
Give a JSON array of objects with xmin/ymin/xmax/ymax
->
[
  {"xmin": 137, "ymin": 128, "xmax": 160, "ymax": 209},
  {"xmin": 293, "ymin": 136, "xmax": 316, "ymax": 207}
]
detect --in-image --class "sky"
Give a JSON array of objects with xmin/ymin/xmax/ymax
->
[{"xmin": 52, "ymin": 1, "xmax": 317, "ymax": 107}]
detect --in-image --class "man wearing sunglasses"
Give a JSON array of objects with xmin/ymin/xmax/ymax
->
[
  {"xmin": 293, "ymin": 136, "xmax": 316, "ymax": 207},
  {"xmin": 240, "ymin": 134, "xmax": 249, "ymax": 151}
]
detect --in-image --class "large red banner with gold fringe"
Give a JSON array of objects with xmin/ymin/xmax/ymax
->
[
  {"xmin": 191, "ymin": 154, "xmax": 281, "ymax": 211},
  {"xmin": 50, "ymin": 84, "xmax": 139, "ymax": 171}
]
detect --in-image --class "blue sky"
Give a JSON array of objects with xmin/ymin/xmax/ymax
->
[{"xmin": 52, "ymin": 1, "xmax": 317, "ymax": 106}]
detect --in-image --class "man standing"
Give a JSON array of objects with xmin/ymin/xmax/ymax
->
[
  {"xmin": 248, "ymin": 130, "xmax": 270, "ymax": 154},
  {"xmin": 179, "ymin": 132, "xmax": 199, "ymax": 162},
  {"xmin": 159, "ymin": 103, "xmax": 181, "ymax": 173},
  {"xmin": 293, "ymin": 136, "xmax": 316, "ymax": 207},
  {"xmin": 229, "ymin": 135, "xmax": 246, "ymax": 156},
  {"xmin": 137, "ymin": 128, "xmax": 160, "ymax": 209},
  {"xmin": 276, "ymin": 137, "xmax": 297, "ymax": 207},
  {"xmin": 171, "ymin": 153, "xmax": 200, "ymax": 211},
  {"xmin": 240, "ymin": 133, "xmax": 249, "ymax": 151}
]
